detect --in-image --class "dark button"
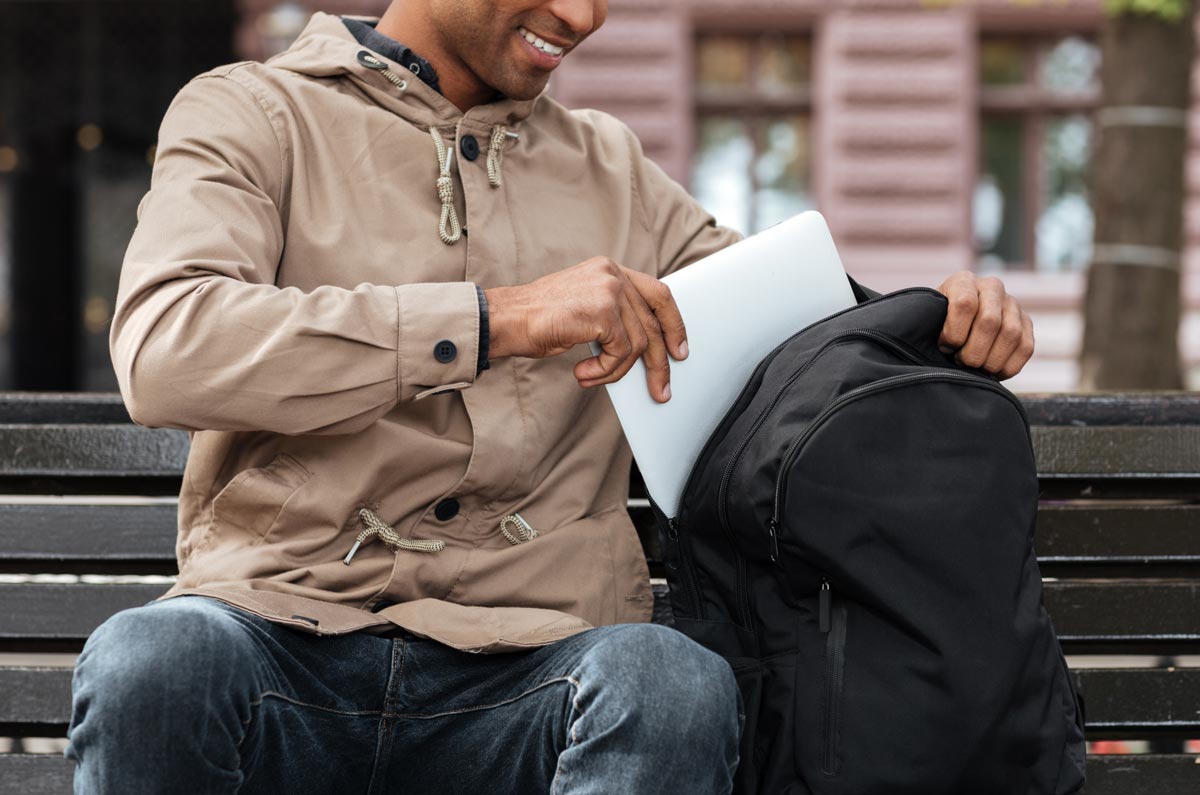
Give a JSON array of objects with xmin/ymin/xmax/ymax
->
[
  {"xmin": 371, "ymin": 599, "xmax": 397, "ymax": 613},
  {"xmin": 434, "ymin": 339, "xmax": 457, "ymax": 363},
  {"xmin": 434, "ymin": 498, "xmax": 460, "ymax": 521},
  {"xmin": 460, "ymin": 134, "xmax": 480, "ymax": 161}
]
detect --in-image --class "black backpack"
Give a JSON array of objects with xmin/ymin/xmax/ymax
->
[{"xmin": 648, "ymin": 286, "xmax": 1087, "ymax": 795}]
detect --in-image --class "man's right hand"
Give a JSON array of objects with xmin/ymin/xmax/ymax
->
[{"xmin": 484, "ymin": 257, "xmax": 688, "ymax": 403}]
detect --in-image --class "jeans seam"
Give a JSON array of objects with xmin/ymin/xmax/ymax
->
[
  {"xmin": 550, "ymin": 675, "xmax": 583, "ymax": 795},
  {"xmin": 392, "ymin": 675, "xmax": 577, "ymax": 720},
  {"xmin": 368, "ymin": 637, "xmax": 408, "ymax": 795}
]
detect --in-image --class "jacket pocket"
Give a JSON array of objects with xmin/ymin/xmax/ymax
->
[{"xmin": 211, "ymin": 453, "xmax": 313, "ymax": 541}]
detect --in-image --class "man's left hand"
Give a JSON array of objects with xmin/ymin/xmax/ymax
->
[{"xmin": 935, "ymin": 271, "xmax": 1034, "ymax": 380}]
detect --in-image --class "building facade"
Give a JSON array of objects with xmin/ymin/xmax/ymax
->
[{"xmin": 271, "ymin": 0, "xmax": 1197, "ymax": 392}]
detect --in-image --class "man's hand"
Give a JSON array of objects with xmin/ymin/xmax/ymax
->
[
  {"xmin": 485, "ymin": 257, "xmax": 688, "ymax": 402},
  {"xmin": 935, "ymin": 271, "xmax": 1034, "ymax": 380}
]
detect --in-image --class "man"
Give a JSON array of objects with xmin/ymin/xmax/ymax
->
[{"xmin": 65, "ymin": 1, "xmax": 1035, "ymax": 792}]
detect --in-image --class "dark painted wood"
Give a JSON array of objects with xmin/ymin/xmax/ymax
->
[
  {"xmin": 0, "ymin": 583, "xmax": 168, "ymax": 646},
  {"xmin": 1036, "ymin": 505, "xmax": 1200, "ymax": 568},
  {"xmin": 0, "ymin": 667, "xmax": 71, "ymax": 735},
  {"xmin": 0, "ymin": 755, "xmax": 74, "ymax": 795},
  {"xmin": 1044, "ymin": 581, "xmax": 1200, "ymax": 646},
  {"xmin": 0, "ymin": 753, "xmax": 1189, "ymax": 795},
  {"xmin": 1072, "ymin": 668, "xmax": 1200, "ymax": 737},
  {"xmin": 0, "ymin": 504, "xmax": 177, "ymax": 562},
  {"xmin": 0, "ymin": 394, "xmax": 129, "ymax": 425},
  {"xmin": 4, "ymin": 580, "xmax": 1199, "ymax": 650},
  {"xmin": 0, "ymin": 425, "xmax": 188, "ymax": 478},
  {"xmin": 1033, "ymin": 427, "xmax": 1200, "ymax": 477},
  {"xmin": 1021, "ymin": 392, "xmax": 1200, "ymax": 426},
  {"xmin": 3, "ymin": 659, "xmax": 1197, "ymax": 742},
  {"xmin": 1082, "ymin": 754, "xmax": 1200, "ymax": 794}
]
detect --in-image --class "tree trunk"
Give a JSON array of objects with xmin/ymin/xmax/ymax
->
[{"xmin": 1079, "ymin": 6, "xmax": 1195, "ymax": 389}]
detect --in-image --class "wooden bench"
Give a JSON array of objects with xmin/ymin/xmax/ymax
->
[{"xmin": 1, "ymin": 392, "xmax": 1198, "ymax": 793}]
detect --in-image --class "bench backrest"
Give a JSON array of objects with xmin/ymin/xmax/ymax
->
[{"xmin": 1, "ymin": 393, "xmax": 1198, "ymax": 793}]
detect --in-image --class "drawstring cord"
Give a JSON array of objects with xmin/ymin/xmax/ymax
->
[
  {"xmin": 358, "ymin": 50, "xmax": 520, "ymax": 242},
  {"xmin": 487, "ymin": 126, "xmax": 508, "ymax": 188},
  {"xmin": 343, "ymin": 507, "xmax": 444, "ymax": 565},
  {"xmin": 500, "ymin": 512, "xmax": 538, "ymax": 545},
  {"xmin": 430, "ymin": 127, "xmax": 463, "ymax": 245},
  {"xmin": 430, "ymin": 124, "xmax": 519, "ymax": 244}
]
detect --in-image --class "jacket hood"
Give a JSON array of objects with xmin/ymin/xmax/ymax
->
[{"xmin": 263, "ymin": 10, "xmax": 545, "ymax": 129}]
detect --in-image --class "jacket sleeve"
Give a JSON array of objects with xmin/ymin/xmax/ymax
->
[
  {"xmin": 110, "ymin": 71, "xmax": 481, "ymax": 436},
  {"xmin": 623, "ymin": 125, "xmax": 744, "ymax": 280}
]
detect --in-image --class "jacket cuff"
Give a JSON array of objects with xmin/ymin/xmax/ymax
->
[
  {"xmin": 395, "ymin": 282, "xmax": 481, "ymax": 402},
  {"xmin": 476, "ymin": 284, "xmax": 490, "ymax": 376},
  {"xmin": 847, "ymin": 274, "xmax": 881, "ymax": 303}
]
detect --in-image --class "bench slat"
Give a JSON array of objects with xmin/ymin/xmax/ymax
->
[
  {"xmin": 2, "ymin": 664, "xmax": 1196, "ymax": 734},
  {"xmin": 0, "ymin": 584, "xmax": 168, "ymax": 644},
  {"xmin": 0, "ymin": 504, "xmax": 177, "ymax": 561},
  {"xmin": 7, "ymin": 502, "xmax": 1197, "ymax": 569},
  {"xmin": 1036, "ymin": 505, "xmax": 1200, "ymax": 564},
  {"xmin": 0, "ymin": 755, "xmax": 72, "ymax": 795},
  {"xmin": 3, "ymin": 664, "xmax": 1197, "ymax": 741},
  {"xmin": 0, "ymin": 426, "xmax": 188, "ymax": 478},
  {"xmin": 4, "ymin": 581, "xmax": 1197, "ymax": 650},
  {"xmin": 1033, "ymin": 427, "xmax": 1200, "ymax": 477},
  {"xmin": 0, "ymin": 751, "xmax": 1194, "ymax": 793},
  {"xmin": 0, "ymin": 425, "xmax": 1195, "ymax": 482}
]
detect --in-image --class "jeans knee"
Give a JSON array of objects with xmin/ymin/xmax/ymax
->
[
  {"xmin": 73, "ymin": 596, "xmax": 258, "ymax": 715},
  {"xmin": 583, "ymin": 624, "xmax": 740, "ymax": 745}
]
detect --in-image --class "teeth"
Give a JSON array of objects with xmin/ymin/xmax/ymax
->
[{"xmin": 519, "ymin": 26, "xmax": 564, "ymax": 56}]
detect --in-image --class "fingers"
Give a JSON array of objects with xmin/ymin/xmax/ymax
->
[
  {"xmin": 952, "ymin": 276, "xmax": 1005, "ymax": 369},
  {"xmin": 574, "ymin": 265, "xmax": 688, "ymax": 402},
  {"xmin": 981, "ymin": 295, "xmax": 1026, "ymax": 375},
  {"xmin": 936, "ymin": 272, "xmax": 1034, "ymax": 379},
  {"xmin": 626, "ymin": 269, "xmax": 689, "ymax": 361},
  {"xmin": 936, "ymin": 271, "xmax": 978, "ymax": 353},
  {"xmin": 574, "ymin": 288, "xmax": 643, "ymax": 386},
  {"xmin": 997, "ymin": 308, "xmax": 1035, "ymax": 380}
]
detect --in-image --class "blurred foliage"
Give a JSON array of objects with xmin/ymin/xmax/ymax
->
[
  {"xmin": 921, "ymin": 0, "xmax": 1190, "ymax": 23},
  {"xmin": 1102, "ymin": 0, "xmax": 1189, "ymax": 22}
]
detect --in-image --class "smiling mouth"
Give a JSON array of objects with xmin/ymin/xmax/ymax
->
[{"xmin": 518, "ymin": 25, "xmax": 567, "ymax": 57}]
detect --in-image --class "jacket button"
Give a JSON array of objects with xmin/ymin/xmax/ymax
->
[
  {"xmin": 434, "ymin": 498, "xmax": 459, "ymax": 521},
  {"xmin": 460, "ymin": 134, "xmax": 480, "ymax": 161},
  {"xmin": 371, "ymin": 599, "xmax": 397, "ymax": 613},
  {"xmin": 434, "ymin": 339, "xmax": 457, "ymax": 363}
]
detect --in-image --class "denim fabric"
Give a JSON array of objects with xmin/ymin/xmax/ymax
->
[{"xmin": 65, "ymin": 595, "xmax": 743, "ymax": 793}]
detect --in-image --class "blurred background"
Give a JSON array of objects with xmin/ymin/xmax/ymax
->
[{"xmin": 0, "ymin": 0, "xmax": 1198, "ymax": 395}]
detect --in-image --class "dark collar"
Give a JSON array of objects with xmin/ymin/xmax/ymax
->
[{"xmin": 341, "ymin": 16, "xmax": 442, "ymax": 95}]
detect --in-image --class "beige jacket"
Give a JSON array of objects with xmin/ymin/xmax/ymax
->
[{"xmin": 110, "ymin": 11, "xmax": 742, "ymax": 652}]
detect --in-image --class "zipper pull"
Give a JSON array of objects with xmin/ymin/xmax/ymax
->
[
  {"xmin": 767, "ymin": 517, "xmax": 780, "ymax": 562},
  {"xmin": 667, "ymin": 516, "xmax": 680, "ymax": 541},
  {"xmin": 819, "ymin": 577, "xmax": 831, "ymax": 633}
]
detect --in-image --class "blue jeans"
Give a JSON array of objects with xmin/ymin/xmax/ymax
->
[{"xmin": 65, "ymin": 595, "xmax": 743, "ymax": 793}]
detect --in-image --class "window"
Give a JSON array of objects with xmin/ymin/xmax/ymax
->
[
  {"xmin": 691, "ymin": 33, "xmax": 814, "ymax": 235},
  {"xmin": 975, "ymin": 35, "xmax": 1100, "ymax": 272}
]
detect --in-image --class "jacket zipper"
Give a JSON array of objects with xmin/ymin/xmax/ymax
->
[
  {"xmin": 769, "ymin": 370, "xmax": 1029, "ymax": 561},
  {"xmin": 719, "ymin": 329, "xmax": 935, "ymax": 565},
  {"xmin": 819, "ymin": 575, "xmax": 846, "ymax": 776}
]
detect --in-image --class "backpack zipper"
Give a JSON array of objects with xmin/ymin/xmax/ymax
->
[
  {"xmin": 665, "ymin": 513, "xmax": 703, "ymax": 618},
  {"xmin": 820, "ymin": 574, "xmax": 847, "ymax": 776},
  {"xmin": 768, "ymin": 370, "xmax": 1029, "ymax": 561}
]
